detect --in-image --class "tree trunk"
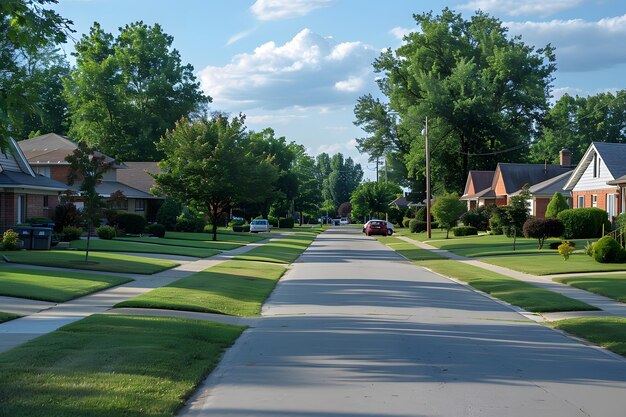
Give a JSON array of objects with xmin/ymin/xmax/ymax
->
[{"xmin": 209, "ymin": 204, "xmax": 219, "ymax": 242}]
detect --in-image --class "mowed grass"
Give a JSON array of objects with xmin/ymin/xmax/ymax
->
[
  {"xmin": 1, "ymin": 251, "xmax": 177, "ymax": 275},
  {"xmin": 116, "ymin": 260, "xmax": 286, "ymax": 316},
  {"xmin": 117, "ymin": 236, "xmax": 244, "ymax": 251},
  {"xmin": 0, "ymin": 312, "xmax": 20, "ymax": 323},
  {"xmin": 481, "ymin": 254, "xmax": 626, "ymax": 275},
  {"xmin": 0, "ymin": 314, "xmax": 243, "ymax": 417},
  {"xmin": 554, "ymin": 317, "xmax": 626, "ymax": 357},
  {"xmin": 234, "ymin": 235, "xmax": 316, "ymax": 264},
  {"xmin": 556, "ymin": 274, "xmax": 626, "ymax": 303},
  {"xmin": 0, "ymin": 266, "xmax": 132, "ymax": 302},
  {"xmin": 165, "ymin": 231, "xmax": 265, "ymax": 243},
  {"xmin": 415, "ymin": 259, "xmax": 597, "ymax": 313},
  {"xmin": 376, "ymin": 236, "xmax": 445, "ymax": 261},
  {"xmin": 70, "ymin": 239, "xmax": 220, "ymax": 258}
]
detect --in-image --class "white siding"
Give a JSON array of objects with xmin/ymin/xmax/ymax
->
[
  {"xmin": 0, "ymin": 150, "xmax": 21, "ymax": 172},
  {"xmin": 572, "ymin": 154, "xmax": 615, "ymax": 191},
  {"xmin": 102, "ymin": 169, "xmax": 118, "ymax": 181}
]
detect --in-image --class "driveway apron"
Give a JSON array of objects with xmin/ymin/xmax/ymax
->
[{"xmin": 180, "ymin": 228, "xmax": 626, "ymax": 417}]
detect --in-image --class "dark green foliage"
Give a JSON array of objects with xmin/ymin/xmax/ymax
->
[
  {"xmin": 593, "ymin": 236, "xmax": 626, "ymax": 263},
  {"xmin": 156, "ymin": 199, "xmax": 180, "ymax": 230},
  {"xmin": 387, "ymin": 206, "xmax": 404, "ymax": 225},
  {"xmin": 175, "ymin": 216, "xmax": 205, "ymax": 233},
  {"xmin": 431, "ymin": 193, "xmax": 466, "ymax": 238},
  {"xmin": 545, "ymin": 192, "xmax": 570, "ymax": 218},
  {"xmin": 488, "ymin": 206, "xmax": 506, "ymax": 234},
  {"xmin": 279, "ymin": 217, "xmax": 295, "ymax": 228},
  {"xmin": 115, "ymin": 213, "xmax": 147, "ymax": 235},
  {"xmin": 460, "ymin": 206, "xmax": 492, "ymax": 231},
  {"xmin": 402, "ymin": 217, "xmax": 411, "ymax": 228},
  {"xmin": 61, "ymin": 226, "xmax": 83, "ymax": 241},
  {"xmin": 145, "ymin": 223, "xmax": 165, "ymax": 238},
  {"xmin": 615, "ymin": 213, "xmax": 626, "ymax": 231},
  {"xmin": 558, "ymin": 208, "xmax": 612, "ymax": 239},
  {"xmin": 452, "ymin": 226, "xmax": 478, "ymax": 236},
  {"xmin": 53, "ymin": 203, "xmax": 80, "ymax": 232},
  {"xmin": 523, "ymin": 218, "xmax": 565, "ymax": 249},
  {"xmin": 416, "ymin": 206, "xmax": 434, "ymax": 222},
  {"xmin": 409, "ymin": 219, "xmax": 427, "ymax": 233},
  {"xmin": 95, "ymin": 225, "xmax": 116, "ymax": 240}
]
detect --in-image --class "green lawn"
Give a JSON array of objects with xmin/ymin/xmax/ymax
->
[
  {"xmin": 0, "ymin": 266, "xmax": 132, "ymax": 302},
  {"xmin": 70, "ymin": 239, "xmax": 221, "ymax": 258},
  {"xmin": 554, "ymin": 317, "xmax": 626, "ymax": 356},
  {"xmin": 116, "ymin": 260, "xmax": 286, "ymax": 316},
  {"xmin": 2, "ymin": 251, "xmax": 177, "ymax": 275},
  {"xmin": 165, "ymin": 231, "xmax": 265, "ymax": 243},
  {"xmin": 0, "ymin": 314, "xmax": 243, "ymax": 417},
  {"xmin": 0, "ymin": 312, "xmax": 20, "ymax": 323},
  {"xmin": 376, "ymin": 236, "xmax": 445, "ymax": 261},
  {"xmin": 234, "ymin": 235, "xmax": 316, "ymax": 264},
  {"xmin": 481, "ymin": 254, "xmax": 626, "ymax": 275},
  {"xmin": 415, "ymin": 259, "xmax": 597, "ymax": 313},
  {"xmin": 556, "ymin": 274, "xmax": 626, "ymax": 303},
  {"xmin": 117, "ymin": 236, "xmax": 244, "ymax": 251}
]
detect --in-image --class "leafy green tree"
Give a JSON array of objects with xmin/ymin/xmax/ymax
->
[
  {"xmin": 545, "ymin": 192, "xmax": 570, "ymax": 218},
  {"xmin": 65, "ymin": 22, "xmax": 209, "ymax": 161},
  {"xmin": 326, "ymin": 153, "xmax": 363, "ymax": 207},
  {"xmin": 504, "ymin": 187, "xmax": 531, "ymax": 250},
  {"xmin": 350, "ymin": 181, "xmax": 402, "ymax": 220},
  {"xmin": 153, "ymin": 116, "xmax": 278, "ymax": 241},
  {"xmin": 290, "ymin": 144, "xmax": 322, "ymax": 224},
  {"xmin": 367, "ymin": 8, "xmax": 555, "ymax": 193},
  {"xmin": 431, "ymin": 193, "xmax": 467, "ymax": 238},
  {"xmin": 65, "ymin": 142, "xmax": 113, "ymax": 261}
]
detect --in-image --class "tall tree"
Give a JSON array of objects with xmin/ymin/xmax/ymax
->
[
  {"xmin": 153, "ymin": 116, "xmax": 278, "ymax": 241},
  {"xmin": 65, "ymin": 21, "xmax": 210, "ymax": 161},
  {"xmin": 326, "ymin": 153, "xmax": 364, "ymax": 207},
  {"xmin": 290, "ymin": 144, "xmax": 322, "ymax": 224},
  {"xmin": 350, "ymin": 181, "xmax": 401, "ymax": 220},
  {"xmin": 366, "ymin": 8, "xmax": 555, "ymax": 193}
]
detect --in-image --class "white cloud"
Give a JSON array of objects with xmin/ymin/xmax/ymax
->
[
  {"xmin": 389, "ymin": 26, "xmax": 414, "ymax": 40},
  {"xmin": 250, "ymin": 0, "xmax": 332, "ymax": 21},
  {"xmin": 458, "ymin": 0, "xmax": 583, "ymax": 17},
  {"xmin": 226, "ymin": 25, "xmax": 260, "ymax": 46},
  {"xmin": 551, "ymin": 86, "xmax": 621, "ymax": 102},
  {"xmin": 245, "ymin": 113, "xmax": 308, "ymax": 125},
  {"xmin": 199, "ymin": 29, "xmax": 379, "ymax": 110},
  {"xmin": 506, "ymin": 14, "xmax": 626, "ymax": 72},
  {"xmin": 314, "ymin": 138, "xmax": 358, "ymax": 156}
]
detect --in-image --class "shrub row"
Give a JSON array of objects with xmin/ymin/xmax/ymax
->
[
  {"xmin": 452, "ymin": 226, "xmax": 478, "ymax": 236},
  {"xmin": 557, "ymin": 208, "xmax": 611, "ymax": 239}
]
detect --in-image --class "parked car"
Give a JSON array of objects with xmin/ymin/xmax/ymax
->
[
  {"xmin": 363, "ymin": 220, "xmax": 394, "ymax": 236},
  {"xmin": 364, "ymin": 220, "xmax": 388, "ymax": 236},
  {"xmin": 250, "ymin": 219, "xmax": 270, "ymax": 233},
  {"xmin": 340, "ymin": 217, "xmax": 349, "ymax": 225}
]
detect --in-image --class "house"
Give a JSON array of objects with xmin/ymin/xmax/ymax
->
[
  {"xmin": 17, "ymin": 133, "xmax": 163, "ymax": 219},
  {"xmin": 460, "ymin": 170, "xmax": 495, "ymax": 210},
  {"xmin": 509, "ymin": 170, "xmax": 572, "ymax": 218},
  {"xmin": 116, "ymin": 162, "xmax": 163, "ymax": 222},
  {"xmin": 563, "ymin": 142, "xmax": 626, "ymax": 218},
  {"xmin": 0, "ymin": 138, "xmax": 67, "ymax": 231}
]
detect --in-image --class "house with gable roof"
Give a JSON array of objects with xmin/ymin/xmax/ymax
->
[
  {"xmin": 563, "ymin": 142, "xmax": 626, "ymax": 218},
  {"xmin": 460, "ymin": 170, "xmax": 496, "ymax": 210}
]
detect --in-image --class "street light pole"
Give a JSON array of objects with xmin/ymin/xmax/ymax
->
[{"xmin": 424, "ymin": 116, "xmax": 431, "ymax": 239}]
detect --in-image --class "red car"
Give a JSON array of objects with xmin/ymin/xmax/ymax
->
[{"xmin": 364, "ymin": 220, "xmax": 388, "ymax": 236}]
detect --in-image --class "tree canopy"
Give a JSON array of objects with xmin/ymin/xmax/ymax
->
[{"xmin": 350, "ymin": 181, "xmax": 402, "ymax": 221}]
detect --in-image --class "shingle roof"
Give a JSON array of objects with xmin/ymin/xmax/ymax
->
[
  {"xmin": 116, "ymin": 162, "xmax": 160, "ymax": 195},
  {"xmin": 498, "ymin": 163, "xmax": 572, "ymax": 194},
  {"xmin": 0, "ymin": 170, "xmax": 67, "ymax": 191},
  {"xmin": 469, "ymin": 171, "xmax": 494, "ymax": 193},
  {"xmin": 510, "ymin": 170, "xmax": 573, "ymax": 197},
  {"xmin": 607, "ymin": 174, "xmax": 626, "ymax": 186},
  {"xmin": 564, "ymin": 142, "xmax": 626, "ymax": 190},
  {"xmin": 18, "ymin": 133, "xmax": 119, "ymax": 166}
]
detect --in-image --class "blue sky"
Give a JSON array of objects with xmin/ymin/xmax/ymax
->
[{"xmin": 54, "ymin": 0, "xmax": 625, "ymax": 178}]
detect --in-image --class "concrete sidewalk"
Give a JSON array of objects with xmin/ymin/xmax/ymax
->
[{"xmin": 397, "ymin": 235, "xmax": 626, "ymax": 320}]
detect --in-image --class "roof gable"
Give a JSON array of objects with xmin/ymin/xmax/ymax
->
[
  {"xmin": 18, "ymin": 133, "xmax": 119, "ymax": 166},
  {"xmin": 498, "ymin": 163, "xmax": 572, "ymax": 194},
  {"xmin": 564, "ymin": 142, "xmax": 626, "ymax": 190}
]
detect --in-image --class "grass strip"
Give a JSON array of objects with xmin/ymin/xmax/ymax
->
[
  {"xmin": 1, "ymin": 251, "xmax": 177, "ymax": 275},
  {"xmin": 165, "ymin": 231, "xmax": 265, "ymax": 243},
  {"xmin": 416, "ymin": 260, "xmax": 598, "ymax": 313},
  {"xmin": 70, "ymin": 239, "xmax": 220, "ymax": 258},
  {"xmin": 0, "ymin": 314, "xmax": 243, "ymax": 417},
  {"xmin": 556, "ymin": 274, "xmax": 626, "ymax": 303},
  {"xmin": 117, "ymin": 236, "xmax": 243, "ymax": 250},
  {"xmin": 234, "ymin": 234, "xmax": 316, "ymax": 264},
  {"xmin": 377, "ymin": 236, "xmax": 445, "ymax": 261},
  {"xmin": 553, "ymin": 317, "xmax": 626, "ymax": 357},
  {"xmin": 480, "ymin": 254, "xmax": 626, "ymax": 275},
  {"xmin": 116, "ymin": 260, "xmax": 286, "ymax": 316},
  {"xmin": 0, "ymin": 266, "xmax": 132, "ymax": 302},
  {"xmin": 0, "ymin": 312, "xmax": 20, "ymax": 323}
]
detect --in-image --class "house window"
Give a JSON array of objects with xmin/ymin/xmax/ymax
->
[
  {"xmin": 592, "ymin": 195, "xmax": 598, "ymax": 208},
  {"xmin": 17, "ymin": 194, "xmax": 27, "ymax": 224},
  {"xmin": 607, "ymin": 194, "xmax": 616, "ymax": 218},
  {"xmin": 107, "ymin": 199, "xmax": 128, "ymax": 210},
  {"xmin": 593, "ymin": 153, "xmax": 598, "ymax": 178},
  {"xmin": 34, "ymin": 166, "xmax": 51, "ymax": 178},
  {"xmin": 578, "ymin": 195, "xmax": 584, "ymax": 208},
  {"xmin": 135, "ymin": 199, "xmax": 145, "ymax": 212},
  {"xmin": 43, "ymin": 195, "xmax": 49, "ymax": 208}
]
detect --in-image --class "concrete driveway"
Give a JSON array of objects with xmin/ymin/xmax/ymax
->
[{"xmin": 180, "ymin": 228, "xmax": 626, "ymax": 417}]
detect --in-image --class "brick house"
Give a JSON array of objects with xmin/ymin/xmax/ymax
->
[
  {"xmin": 0, "ymin": 138, "xmax": 67, "ymax": 231},
  {"xmin": 509, "ymin": 171, "xmax": 572, "ymax": 218},
  {"xmin": 18, "ymin": 133, "xmax": 163, "ymax": 219},
  {"xmin": 460, "ymin": 170, "xmax": 495, "ymax": 210},
  {"xmin": 563, "ymin": 142, "xmax": 626, "ymax": 219}
]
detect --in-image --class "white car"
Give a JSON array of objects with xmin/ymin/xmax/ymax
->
[
  {"xmin": 250, "ymin": 219, "xmax": 270, "ymax": 233},
  {"xmin": 340, "ymin": 217, "xmax": 349, "ymax": 225},
  {"xmin": 362, "ymin": 220, "xmax": 394, "ymax": 236}
]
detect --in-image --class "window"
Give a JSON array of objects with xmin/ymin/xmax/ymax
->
[
  {"xmin": 607, "ymin": 194, "xmax": 616, "ymax": 217},
  {"xmin": 593, "ymin": 153, "xmax": 597, "ymax": 178},
  {"xmin": 43, "ymin": 195, "xmax": 49, "ymax": 208},
  {"xmin": 34, "ymin": 166, "xmax": 51, "ymax": 177},
  {"xmin": 578, "ymin": 195, "xmax": 584, "ymax": 208},
  {"xmin": 592, "ymin": 195, "xmax": 598, "ymax": 208},
  {"xmin": 17, "ymin": 194, "xmax": 27, "ymax": 224},
  {"xmin": 135, "ymin": 199, "xmax": 145, "ymax": 212}
]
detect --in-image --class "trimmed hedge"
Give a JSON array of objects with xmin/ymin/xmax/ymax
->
[
  {"xmin": 62, "ymin": 226, "xmax": 83, "ymax": 241},
  {"xmin": 96, "ymin": 225, "xmax": 116, "ymax": 240},
  {"xmin": 452, "ymin": 226, "xmax": 478, "ymax": 236},
  {"xmin": 592, "ymin": 236, "xmax": 626, "ymax": 263},
  {"xmin": 145, "ymin": 223, "xmax": 166, "ymax": 238},
  {"xmin": 116, "ymin": 213, "xmax": 147, "ymax": 235},
  {"xmin": 557, "ymin": 208, "xmax": 611, "ymax": 239},
  {"xmin": 409, "ymin": 219, "xmax": 426, "ymax": 233},
  {"xmin": 176, "ymin": 216, "xmax": 205, "ymax": 233}
]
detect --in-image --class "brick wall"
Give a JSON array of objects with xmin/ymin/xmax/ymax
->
[
  {"xmin": 0, "ymin": 192, "xmax": 16, "ymax": 230},
  {"xmin": 50, "ymin": 165, "xmax": 72, "ymax": 184},
  {"xmin": 26, "ymin": 195, "xmax": 45, "ymax": 219},
  {"xmin": 572, "ymin": 188, "xmax": 621, "ymax": 216},
  {"xmin": 495, "ymin": 196, "xmax": 507, "ymax": 206},
  {"xmin": 534, "ymin": 197, "xmax": 549, "ymax": 219}
]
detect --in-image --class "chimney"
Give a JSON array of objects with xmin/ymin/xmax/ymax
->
[{"xmin": 560, "ymin": 148, "xmax": 573, "ymax": 167}]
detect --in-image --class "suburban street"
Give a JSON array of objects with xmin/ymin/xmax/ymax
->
[{"xmin": 181, "ymin": 228, "xmax": 626, "ymax": 417}]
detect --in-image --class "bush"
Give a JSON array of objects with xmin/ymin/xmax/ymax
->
[
  {"xmin": 156, "ymin": 199, "xmax": 181, "ymax": 231},
  {"xmin": 452, "ymin": 226, "xmax": 478, "ymax": 236},
  {"xmin": 96, "ymin": 225, "xmax": 116, "ymax": 240},
  {"xmin": 584, "ymin": 241, "xmax": 595, "ymax": 257},
  {"xmin": 545, "ymin": 192, "xmax": 569, "ymax": 218},
  {"xmin": 615, "ymin": 213, "xmax": 626, "ymax": 231},
  {"xmin": 402, "ymin": 217, "xmax": 411, "ymax": 228},
  {"xmin": 558, "ymin": 242, "xmax": 576, "ymax": 260},
  {"xmin": 278, "ymin": 217, "xmax": 295, "ymax": 228},
  {"xmin": 387, "ymin": 207, "xmax": 404, "ymax": 226},
  {"xmin": 145, "ymin": 223, "xmax": 166, "ymax": 238},
  {"xmin": 488, "ymin": 207, "xmax": 506, "ymax": 235},
  {"xmin": 549, "ymin": 241, "xmax": 575, "ymax": 250},
  {"xmin": 116, "ymin": 213, "xmax": 147, "ymax": 235},
  {"xmin": 54, "ymin": 203, "xmax": 80, "ymax": 232},
  {"xmin": 101, "ymin": 209, "xmax": 118, "ymax": 226},
  {"xmin": 229, "ymin": 219, "xmax": 246, "ymax": 226},
  {"xmin": 176, "ymin": 216, "xmax": 205, "ymax": 233},
  {"xmin": 62, "ymin": 226, "xmax": 83, "ymax": 242},
  {"xmin": 522, "ymin": 218, "xmax": 565, "ymax": 249},
  {"xmin": 2, "ymin": 229, "xmax": 20, "ymax": 250},
  {"xmin": 409, "ymin": 219, "xmax": 427, "ymax": 233},
  {"xmin": 558, "ymin": 208, "xmax": 611, "ymax": 239},
  {"xmin": 26, "ymin": 217, "xmax": 53, "ymax": 225},
  {"xmin": 592, "ymin": 236, "xmax": 626, "ymax": 263},
  {"xmin": 460, "ymin": 206, "xmax": 491, "ymax": 231}
]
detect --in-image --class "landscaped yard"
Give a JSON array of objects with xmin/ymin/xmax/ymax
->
[
  {"xmin": 480, "ymin": 254, "xmax": 626, "ymax": 275},
  {"xmin": 234, "ymin": 234, "xmax": 316, "ymax": 264},
  {"xmin": 1, "ymin": 251, "xmax": 177, "ymax": 275},
  {"xmin": 165, "ymin": 231, "xmax": 266, "ymax": 244},
  {"xmin": 0, "ymin": 312, "xmax": 20, "ymax": 323},
  {"xmin": 117, "ymin": 236, "xmax": 244, "ymax": 251},
  {"xmin": 0, "ymin": 314, "xmax": 243, "ymax": 417},
  {"xmin": 556, "ymin": 274, "xmax": 626, "ymax": 303},
  {"xmin": 0, "ymin": 266, "xmax": 132, "ymax": 302},
  {"xmin": 376, "ymin": 236, "xmax": 445, "ymax": 261},
  {"xmin": 116, "ymin": 260, "xmax": 286, "ymax": 316},
  {"xmin": 70, "ymin": 238, "xmax": 221, "ymax": 258},
  {"xmin": 554, "ymin": 317, "xmax": 626, "ymax": 357}
]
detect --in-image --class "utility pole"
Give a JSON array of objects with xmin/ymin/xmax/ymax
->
[{"xmin": 425, "ymin": 116, "xmax": 431, "ymax": 239}]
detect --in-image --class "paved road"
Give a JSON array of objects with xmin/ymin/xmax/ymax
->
[{"xmin": 181, "ymin": 228, "xmax": 626, "ymax": 417}]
